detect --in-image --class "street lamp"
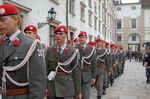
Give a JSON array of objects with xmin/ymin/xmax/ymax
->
[{"xmin": 38, "ymin": 8, "xmax": 56, "ymax": 29}]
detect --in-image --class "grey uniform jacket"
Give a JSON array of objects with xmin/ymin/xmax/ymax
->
[
  {"xmin": 78, "ymin": 44, "xmax": 97, "ymax": 83},
  {"xmin": 0, "ymin": 33, "xmax": 47, "ymax": 99},
  {"xmin": 96, "ymin": 48, "xmax": 107, "ymax": 75},
  {"xmin": 46, "ymin": 45, "xmax": 81, "ymax": 97}
]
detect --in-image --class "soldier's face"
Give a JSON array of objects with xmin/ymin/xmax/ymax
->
[
  {"xmin": 79, "ymin": 36, "xmax": 87, "ymax": 44},
  {"xmin": 74, "ymin": 40, "xmax": 80, "ymax": 46},
  {"xmin": 25, "ymin": 31, "xmax": 37, "ymax": 39},
  {"xmin": 0, "ymin": 16, "xmax": 18, "ymax": 36},
  {"xmin": 55, "ymin": 32, "xmax": 67, "ymax": 44},
  {"xmin": 96, "ymin": 41, "xmax": 102, "ymax": 47}
]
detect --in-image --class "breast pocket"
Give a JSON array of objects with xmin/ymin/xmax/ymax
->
[{"xmin": 7, "ymin": 54, "xmax": 25, "ymax": 65}]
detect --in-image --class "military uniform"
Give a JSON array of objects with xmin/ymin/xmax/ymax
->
[
  {"xmin": 1, "ymin": 32, "xmax": 47, "ymax": 99},
  {"xmin": 0, "ymin": 4, "xmax": 47, "ymax": 99},
  {"xmin": 95, "ymin": 47, "xmax": 107, "ymax": 98},
  {"xmin": 105, "ymin": 47, "xmax": 111, "ymax": 87},
  {"xmin": 109, "ymin": 44, "xmax": 116, "ymax": 85},
  {"xmin": 78, "ymin": 44, "xmax": 96, "ymax": 99},
  {"xmin": 0, "ymin": 35, "xmax": 5, "ymax": 95},
  {"xmin": 46, "ymin": 44, "xmax": 81, "ymax": 98},
  {"xmin": 46, "ymin": 25, "xmax": 81, "ymax": 99}
]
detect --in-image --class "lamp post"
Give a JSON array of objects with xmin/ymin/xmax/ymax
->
[{"xmin": 38, "ymin": 8, "xmax": 56, "ymax": 29}]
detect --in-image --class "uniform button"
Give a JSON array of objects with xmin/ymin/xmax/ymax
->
[{"xmin": 14, "ymin": 57, "xmax": 18, "ymax": 60}]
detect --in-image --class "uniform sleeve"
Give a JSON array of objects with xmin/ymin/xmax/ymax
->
[
  {"xmin": 105, "ymin": 55, "xmax": 110, "ymax": 72},
  {"xmin": 91, "ymin": 49, "xmax": 97, "ymax": 79},
  {"xmin": 72, "ymin": 51, "xmax": 81, "ymax": 95},
  {"xmin": 29, "ymin": 42, "xmax": 47, "ymax": 99}
]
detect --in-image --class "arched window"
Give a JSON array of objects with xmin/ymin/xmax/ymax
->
[{"xmin": 132, "ymin": 35, "xmax": 136, "ymax": 41}]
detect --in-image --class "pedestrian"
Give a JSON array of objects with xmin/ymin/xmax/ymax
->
[
  {"xmin": 0, "ymin": 4, "xmax": 47, "ymax": 99},
  {"xmin": 45, "ymin": 25, "xmax": 81, "ymax": 99},
  {"xmin": 77, "ymin": 31, "xmax": 96, "ymax": 99},
  {"xmin": 143, "ymin": 46, "xmax": 150, "ymax": 84}
]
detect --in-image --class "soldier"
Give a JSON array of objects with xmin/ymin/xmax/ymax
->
[
  {"xmin": 105, "ymin": 42, "xmax": 111, "ymax": 87},
  {"xmin": 45, "ymin": 25, "xmax": 81, "ymax": 99},
  {"xmin": 120, "ymin": 47, "xmax": 126, "ymax": 74},
  {"xmin": 24, "ymin": 25, "xmax": 48, "ymax": 56},
  {"xmin": 0, "ymin": 33, "xmax": 5, "ymax": 98},
  {"xmin": 67, "ymin": 39, "xmax": 73, "ymax": 46},
  {"xmin": 77, "ymin": 31, "xmax": 96, "ymax": 99},
  {"xmin": 74, "ymin": 38, "xmax": 80, "ymax": 47},
  {"xmin": 94, "ymin": 38, "xmax": 107, "ymax": 99},
  {"xmin": 0, "ymin": 4, "xmax": 47, "ymax": 99},
  {"xmin": 109, "ymin": 44, "xmax": 116, "ymax": 85}
]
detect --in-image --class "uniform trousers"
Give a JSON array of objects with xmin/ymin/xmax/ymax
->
[
  {"xmin": 103, "ymin": 72, "xmax": 108, "ymax": 87},
  {"xmin": 95, "ymin": 74, "xmax": 104, "ymax": 96},
  {"xmin": 2, "ymin": 94, "xmax": 28, "ymax": 99},
  {"xmin": 81, "ymin": 81, "xmax": 91, "ymax": 99},
  {"xmin": 48, "ymin": 97, "xmax": 73, "ymax": 99}
]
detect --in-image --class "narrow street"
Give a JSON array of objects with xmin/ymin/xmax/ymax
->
[{"xmin": 91, "ymin": 60, "xmax": 150, "ymax": 99}]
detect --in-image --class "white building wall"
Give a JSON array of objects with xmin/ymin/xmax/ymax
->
[
  {"xmin": 115, "ymin": 3, "xmax": 141, "ymax": 19},
  {"xmin": 144, "ymin": 9, "xmax": 150, "ymax": 40},
  {"xmin": 1, "ymin": 0, "xmax": 116, "ymax": 45},
  {"xmin": 144, "ymin": 9, "xmax": 150, "ymax": 28}
]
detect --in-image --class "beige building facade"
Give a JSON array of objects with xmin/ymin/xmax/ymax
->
[{"xmin": 115, "ymin": 1, "xmax": 150, "ymax": 51}]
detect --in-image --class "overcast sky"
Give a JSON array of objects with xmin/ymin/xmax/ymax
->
[{"xmin": 122, "ymin": 0, "xmax": 139, "ymax": 3}]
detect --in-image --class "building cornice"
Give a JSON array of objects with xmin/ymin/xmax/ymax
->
[{"xmin": 3, "ymin": 0, "xmax": 32, "ymax": 12}]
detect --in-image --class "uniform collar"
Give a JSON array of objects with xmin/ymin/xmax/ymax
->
[
  {"xmin": 9, "ymin": 29, "xmax": 21, "ymax": 42},
  {"xmin": 81, "ymin": 44, "xmax": 86, "ymax": 48},
  {"xmin": 57, "ymin": 43, "xmax": 67, "ymax": 53}
]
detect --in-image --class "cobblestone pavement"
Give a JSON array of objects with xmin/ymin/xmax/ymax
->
[{"xmin": 90, "ymin": 60, "xmax": 150, "ymax": 99}]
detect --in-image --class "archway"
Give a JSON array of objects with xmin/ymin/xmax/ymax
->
[{"xmin": 128, "ymin": 33, "xmax": 141, "ymax": 51}]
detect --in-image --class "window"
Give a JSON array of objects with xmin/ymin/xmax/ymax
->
[
  {"xmin": 89, "ymin": 14, "xmax": 92, "ymax": 26},
  {"xmin": 94, "ymin": 2, "xmax": 97, "ymax": 13},
  {"xmin": 132, "ymin": 35, "xmax": 136, "ymax": 41},
  {"xmin": 49, "ymin": 26, "xmax": 56, "ymax": 46},
  {"xmin": 117, "ymin": 20, "xmax": 122, "ymax": 29},
  {"xmin": 81, "ymin": 7, "xmax": 85, "ymax": 21},
  {"xmin": 99, "ymin": 5, "xmax": 101, "ymax": 17},
  {"xmin": 102, "ymin": 24, "xmax": 105, "ymax": 35},
  {"xmin": 131, "ymin": 18, "xmax": 136, "ymax": 28},
  {"xmin": 102, "ymin": 5, "xmax": 106, "ymax": 23},
  {"xmin": 117, "ymin": 7, "xmax": 121, "ymax": 11},
  {"xmin": 117, "ymin": 35, "xmax": 122, "ymax": 41},
  {"xmin": 94, "ymin": 17, "xmax": 97, "ymax": 30},
  {"xmin": 69, "ymin": 0, "xmax": 75, "ymax": 15},
  {"xmin": 131, "ymin": 6, "xmax": 136, "ymax": 10},
  {"xmin": 88, "ymin": 0, "xmax": 92, "ymax": 7},
  {"xmin": 99, "ymin": 21, "xmax": 101, "ymax": 33}
]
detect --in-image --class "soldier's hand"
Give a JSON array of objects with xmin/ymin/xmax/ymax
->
[
  {"xmin": 76, "ymin": 93, "xmax": 82, "ymax": 99},
  {"xmin": 113, "ymin": 64, "xmax": 116, "ymax": 67},
  {"xmin": 108, "ymin": 72, "xmax": 111, "ymax": 76},
  {"xmin": 45, "ymin": 89, "xmax": 48, "ymax": 97},
  {"xmin": 91, "ymin": 79, "xmax": 96, "ymax": 85}
]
